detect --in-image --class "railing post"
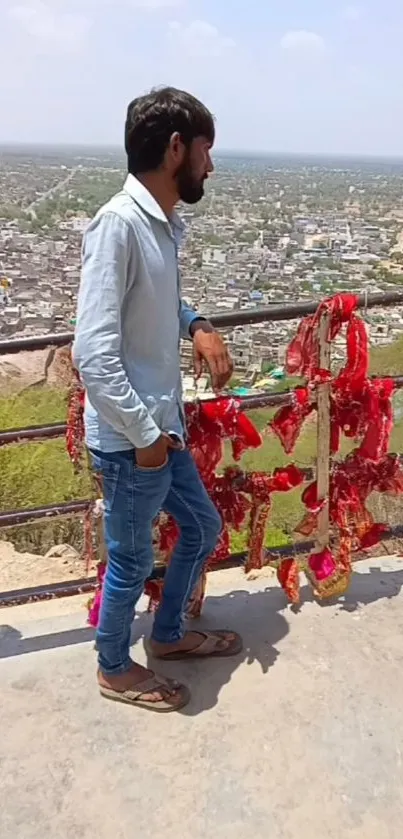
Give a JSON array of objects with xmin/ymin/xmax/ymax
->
[{"xmin": 315, "ymin": 310, "xmax": 331, "ymax": 551}]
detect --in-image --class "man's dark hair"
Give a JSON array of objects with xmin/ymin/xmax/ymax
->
[{"xmin": 125, "ymin": 86, "xmax": 215, "ymax": 174}]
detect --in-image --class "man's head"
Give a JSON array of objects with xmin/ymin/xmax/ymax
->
[{"xmin": 125, "ymin": 87, "xmax": 215, "ymax": 205}]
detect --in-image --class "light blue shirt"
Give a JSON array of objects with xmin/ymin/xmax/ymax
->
[{"xmin": 73, "ymin": 174, "xmax": 200, "ymax": 452}]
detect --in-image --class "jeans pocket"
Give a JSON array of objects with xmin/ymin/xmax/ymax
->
[
  {"xmin": 134, "ymin": 456, "xmax": 169, "ymax": 474},
  {"xmin": 90, "ymin": 455, "xmax": 122, "ymax": 510}
]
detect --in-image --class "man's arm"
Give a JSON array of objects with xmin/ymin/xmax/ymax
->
[
  {"xmin": 72, "ymin": 211, "xmax": 161, "ymax": 450},
  {"xmin": 190, "ymin": 319, "xmax": 234, "ymax": 392},
  {"xmin": 179, "ymin": 301, "xmax": 233, "ymax": 391}
]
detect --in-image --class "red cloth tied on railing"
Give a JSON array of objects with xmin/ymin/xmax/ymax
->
[
  {"xmin": 210, "ymin": 470, "xmax": 251, "ymax": 534},
  {"xmin": 271, "ymin": 292, "xmax": 402, "ymax": 601},
  {"xmin": 286, "ymin": 293, "xmax": 359, "ymax": 378},
  {"xmin": 241, "ymin": 465, "xmax": 305, "ymax": 573},
  {"xmin": 277, "ymin": 558, "xmax": 300, "ymax": 603},
  {"xmin": 67, "ymin": 292, "xmax": 403, "ymax": 618},
  {"xmin": 270, "ymin": 386, "xmax": 313, "ymax": 454},
  {"xmin": 186, "ymin": 397, "xmax": 262, "ymax": 477},
  {"xmin": 158, "ymin": 515, "xmax": 179, "ymax": 555},
  {"xmin": 66, "ymin": 367, "xmax": 85, "ymax": 468},
  {"xmin": 357, "ymin": 378, "xmax": 395, "ymax": 461},
  {"xmin": 155, "ymin": 463, "xmax": 304, "ymax": 595},
  {"xmin": 330, "ymin": 306, "xmax": 395, "ymax": 460},
  {"xmin": 300, "ymin": 452, "xmax": 403, "ymax": 546},
  {"xmin": 308, "ymin": 548, "xmax": 337, "ymax": 582},
  {"xmin": 87, "ymin": 561, "xmax": 106, "ymax": 628}
]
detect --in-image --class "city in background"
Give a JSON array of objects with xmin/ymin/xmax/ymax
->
[{"xmin": 2, "ymin": 146, "xmax": 403, "ymax": 401}]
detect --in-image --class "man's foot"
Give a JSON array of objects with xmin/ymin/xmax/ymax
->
[
  {"xmin": 97, "ymin": 662, "xmax": 190, "ymax": 712},
  {"xmin": 147, "ymin": 629, "xmax": 243, "ymax": 661}
]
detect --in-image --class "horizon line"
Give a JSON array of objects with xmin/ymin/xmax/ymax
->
[{"xmin": 1, "ymin": 142, "xmax": 403, "ymax": 162}]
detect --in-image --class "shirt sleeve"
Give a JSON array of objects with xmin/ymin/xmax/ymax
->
[
  {"xmin": 179, "ymin": 300, "xmax": 204, "ymax": 340},
  {"xmin": 72, "ymin": 211, "xmax": 161, "ymax": 449}
]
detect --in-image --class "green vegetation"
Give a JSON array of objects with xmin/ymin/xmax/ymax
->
[
  {"xmin": 0, "ymin": 387, "xmax": 91, "ymax": 553},
  {"xmin": 24, "ymin": 170, "xmax": 125, "ymax": 231},
  {"xmin": 368, "ymin": 264, "xmax": 403, "ymax": 286},
  {"xmin": 0, "ymin": 386, "xmax": 316, "ymax": 556},
  {"xmin": 371, "ymin": 333, "xmax": 403, "ymax": 376},
  {"xmin": 0, "ymin": 202, "xmax": 24, "ymax": 221}
]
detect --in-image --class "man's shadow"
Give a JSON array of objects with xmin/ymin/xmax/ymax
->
[
  {"xmin": 145, "ymin": 585, "xmax": 293, "ymax": 716},
  {"xmin": 144, "ymin": 564, "xmax": 403, "ymax": 716}
]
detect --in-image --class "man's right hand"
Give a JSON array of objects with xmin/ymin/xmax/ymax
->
[{"xmin": 135, "ymin": 433, "xmax": 173, "ymax": 469}]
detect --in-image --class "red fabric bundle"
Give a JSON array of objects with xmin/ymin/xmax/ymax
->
[
  {"xmin": 243, "ymin": 465, "xmax": 304, "ymax": 573},
  {"xmin": 210, "ymin": 470, "xmax": 251, "ymax": 532},
  {"xmin": 286, "ymin": 293, "xmax": 359, "ymax": 378},
  {"xmin": 158, "ymin": 516, "xmax": 179, "ymax": 556},
  {"xmin": 87, "ymin": 561, "xmax": 106, "ymax": 628},
  {"xmin": 357, "ymin": 378, "xmax": 395, "ymax": 461},
  {"xmin": 242, "ymin": 464, "xmax": 304, "ymax": 502},
  {"xmin": 359, "ymin": 523, "xmax": 388, "ymax": 551},
  {"xmin": 144, "ymin": 579, "xmax": 164, "ymax": 613},
  {"xmin": 186, "ymin": 398, "xmax": 262, "ymax": 477},
  {"xmin": 277, "ymin": 558, "xmax": 300, "ymax": 603},
  {"xmin": 308, "ymin": 548, "xmax": 337, "ymax": 582},
  {"xmin": 66, "ymin": 369, "xmax": 85, "ymax": 467},
  {"xmin": 270, "ymin": 387, "xmax": 313, "ymax": 454}
]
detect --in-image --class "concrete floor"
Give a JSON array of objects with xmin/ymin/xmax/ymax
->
[{"xmin": 2, "ymin": 559, "xmax": 403, "ymax": 839}]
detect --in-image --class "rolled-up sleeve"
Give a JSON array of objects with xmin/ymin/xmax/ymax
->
[
  {"xmin": 179, "ymin": 300, "xmax": 203, "ymax": 340},
  {"xmin": 72, "ymin": 211, "xmax": 161, "ymax": 449}
]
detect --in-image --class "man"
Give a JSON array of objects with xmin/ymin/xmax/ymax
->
[{"xmin": 73, "ymin": 87, "xmax": 242, "ymax": 713}]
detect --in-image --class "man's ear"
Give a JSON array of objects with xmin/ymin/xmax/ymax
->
[{"xmin": 168, "ymin": 131, "xmax": 186, "ymax": 165}]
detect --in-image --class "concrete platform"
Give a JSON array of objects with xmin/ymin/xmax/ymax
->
[{"xmin": 2, "ymin": 559, "xmax": 403, "ymax": 839}]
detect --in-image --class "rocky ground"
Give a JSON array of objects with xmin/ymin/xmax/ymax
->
[
  {"xmin": 0, "ymin": 540, "xmax": 92, "ymax": 592},
  {"xmin": 0, "ymin": 346, "xmax": 72, "ymax": 391}
]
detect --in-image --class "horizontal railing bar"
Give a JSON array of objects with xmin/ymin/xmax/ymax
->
[
  {"xmin": 0, "ymin": 500, "xmax": 90, "ymax": 529},
  {"xmin": 0, "ymin": 331, "xmax": 73, "ymax": 355},
  {"xmin": 0, "ymin": 466, "xmax": 314, "ymax": 529},
  {"xmin": 0, "ymin": 422, "xmax": 67, "ymax": 447},
  {"xmin": 0, "ymin": 391, "xmax": 295, "ymax": 447},
  {"xmin": 3, "ymin": 374, "xmax": 403, "ymax": 448},
  {"xmin": 0, "ymin": 577, "xmax": 98, "ymax": 607},
  {"xmin": 2, "ymin": 521, "xmax": 403, "ymax": 607},
  {"xmin": 0, "ymin": 546, "xmax": 299, "ymax": 607},
  {"xmin": 2, "ymin": 291, "xmax": 403, "ymax": 355},
  {"xmin": 211, "ymin": 291, "xmax": 403, "ymax": 328}
]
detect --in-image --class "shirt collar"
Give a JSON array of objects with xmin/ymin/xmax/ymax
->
[{"xmin": 123, "ymin": 174, "xmax": 184, "ymax": 239}]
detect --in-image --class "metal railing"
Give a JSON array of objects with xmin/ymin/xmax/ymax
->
[{"xmin": 2, "ymin": 289, "xmax": 403, "ymax": 607}]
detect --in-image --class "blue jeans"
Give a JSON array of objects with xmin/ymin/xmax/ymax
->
[{"xmin": 90, "ymin": 448, "xmax": 222, "ymax": 676}]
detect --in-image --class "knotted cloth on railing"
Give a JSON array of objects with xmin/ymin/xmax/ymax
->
[
  {"xmin": 65, "ymin": 292, "xmax": 403, "ymax": 623},
  {"xmin": 271, "ymin": 292, "xmax": 402, "ymax": 600}
]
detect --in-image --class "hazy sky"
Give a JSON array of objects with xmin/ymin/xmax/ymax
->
[{"xmin": 1, "ymin": 0, "xmax": 402, "ymax": 155}]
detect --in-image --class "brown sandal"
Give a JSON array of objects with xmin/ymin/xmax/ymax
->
[
  {"xmin": 148, "ymin": 630, "xmax": 243, "ymax": 661},
  {"xmin": 99, "ymin": 673, "xmax": 190, "ymax": 713}
]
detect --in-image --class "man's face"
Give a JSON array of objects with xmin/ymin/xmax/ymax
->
[{"xmin": 175, "ymin": 136, "xmax": 214, "ymax": 205}]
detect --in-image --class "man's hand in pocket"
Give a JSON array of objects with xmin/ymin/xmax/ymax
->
[{"xmin": 135, "ymin": 433, "xmax": 179, "ymax": 469}]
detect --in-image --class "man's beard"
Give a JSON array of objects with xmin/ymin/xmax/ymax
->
[{"xmin": 175, "ymin": 157, "xmax": 206, "ymax": 205}]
